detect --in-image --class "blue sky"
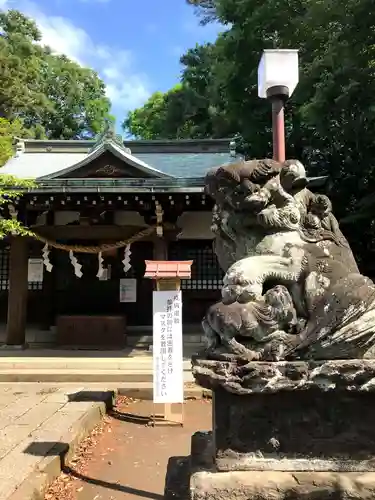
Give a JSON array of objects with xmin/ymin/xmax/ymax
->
[{"xmin": 0, "ymin": 0, "xmax": 222, "ymax": 127}]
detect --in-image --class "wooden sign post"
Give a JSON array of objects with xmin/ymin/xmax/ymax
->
[{"xmin": 144, "ymin": 260, "xmax": 193, "ymax": 427}]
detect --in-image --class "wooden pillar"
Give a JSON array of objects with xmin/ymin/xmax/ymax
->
[
  {"xmin": 40, "ymin": 210, "xmax": 56, "ymax": 330},
  {"xmin": 6, "ymin": 236, "xmax": 28, "ymax": 346},
  {"xmin": 153, "ymin": 236, "xmax": 168, "ymax": 261}
]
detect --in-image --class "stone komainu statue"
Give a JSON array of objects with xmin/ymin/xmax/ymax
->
[{"xmin": 198, "ymin": 158, "xmax": 375, "ymax": 375}]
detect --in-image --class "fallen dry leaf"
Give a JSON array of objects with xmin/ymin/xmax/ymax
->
[{"xmin": 43, "ymin": 415, "xmax": 111, "ymax": 500}]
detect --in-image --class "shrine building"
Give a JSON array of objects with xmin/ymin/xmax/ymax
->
[{"xmin": 0, "ymin": 132, "xmax": 327, "ymax": 348}]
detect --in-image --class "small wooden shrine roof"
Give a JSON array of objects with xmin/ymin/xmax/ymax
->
[{"xmin": 144, "ymin": 260, "xmax": 193, "ymax": 279}]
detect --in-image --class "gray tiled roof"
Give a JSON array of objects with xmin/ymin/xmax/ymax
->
[
  {"xmin": 1, "ymin": 139, "xmax": 236, "ymax": 180},
  {"xmin": 1, "ymin": 153, "xmax": 86, "ymax": 180},
  {"xmin": 135, "ymin": 152, "xmax": 236, "ymax": 177}
]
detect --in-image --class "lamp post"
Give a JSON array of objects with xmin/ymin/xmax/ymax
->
[{"xmin": 258, "ymin": 49, "xmax": 299, "ymax": 162}]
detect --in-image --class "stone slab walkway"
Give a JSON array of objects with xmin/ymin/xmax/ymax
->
[{"xmin": 0, "ymin": 384, "xmax": 114, "ymax": 500}]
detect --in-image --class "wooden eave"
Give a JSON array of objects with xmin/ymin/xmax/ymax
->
[
  {"xmin": 20, "ymin": 138, "xmax": 233, "ymax": 154},
  {"xmin": 13, "ymin": 175, "xmax": 329, "ymax": 195}
]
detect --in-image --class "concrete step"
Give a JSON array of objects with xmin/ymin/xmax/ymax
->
[
  {"xmin": 0, "ymin": 381, "xmax": 211, "ymax": 400},
  {"xmin": 0, "ymin": 368, "xmax": 195, "ymax": 383},
  {"xmin": 0, "ymin": 358, "xmax": 193, "ymax": 371}
]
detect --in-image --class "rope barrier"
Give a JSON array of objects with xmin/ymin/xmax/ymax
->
[{"xmin": 30, "ymin": 225, "xmax": 157, "ymax": 254}]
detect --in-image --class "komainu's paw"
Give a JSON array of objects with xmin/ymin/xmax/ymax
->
[{"xmin": 261, "ymin": 341, "xmax": 286, "ymax": 362}]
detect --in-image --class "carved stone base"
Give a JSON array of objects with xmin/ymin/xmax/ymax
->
[
  {"xmin": 192, "ymin": 358, "xmax": 375, "ymax": 395},
  {"xmin": 190, "ymin": 469, "xmax": 375, "ymax": 500},
  {"xmin": 205, "ymin": 361, "xmax": 375, "ymax": 472},
  {"xmin": 214, "ymin": 387, "xmax": 375, "ymax": 472},
  {"xmin": 188, "ymin": 432, "xmax": 375, "ymax": 499},
  {"xmin": 185, "ymin": 360, "xmax": 375, "ymax": 498}
]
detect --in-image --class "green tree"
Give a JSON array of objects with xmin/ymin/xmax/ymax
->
[
  {"xmin": 124, "ymin": 90, "xmax": 168, "ymax": 139},
  {"xmin": 185, "ymin": 0, "xmax": 219, "ymax": 25},
  {"xmin": 123, "ymin": 44, "xmax": 232, "ymax": 139},
  {"xmin": 0, "ymin": 118, "xmax": 36, "ymax": 237},
  {"xmin": 1, "ymin": 118, "xmax": 31, "ymax": 167},
  {"xmin": 0, "ymin": 9, "xmax": 114, "ymax": 237},
  {"xmin": 0, "ymin": 9, "xmax": 112, "ymax": 139},
  {"xmin": 0, "ymin": 10, "xmax": 50, "ymax": 122},
  {"xmin": 124, "ymin": 84, "xmax": 208, "ymax": 139},
  {"xmin": 0, "ymin": 117, "xmax": 45, "ymax": 167},
  {"xmin": 38, "ymin": 54, "xmax": 112, "ymax": 139},
  {"xmin": 163, "ymin": 0, "xmax": 375, "ymax": 272}
]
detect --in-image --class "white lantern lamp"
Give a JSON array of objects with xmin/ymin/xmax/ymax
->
[
  {"xmin": 258, "ymin": 49, "xmax": 299, "ymax": 99},
  {"xmin": 257, "ymin": 49, "xmax": 299, "ymax": 162}
]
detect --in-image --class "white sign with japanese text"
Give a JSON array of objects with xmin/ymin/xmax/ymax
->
[
  {"xmin": 28, "ymin": 258, "xmax": 44, "ymax": 283},
  {"xmin": 152, "ymin": 290, "xmax": 183, "ymax": 404},
  {"xmin": 119, "ymin": 278, "xmax": 137, "ymax": 303}
]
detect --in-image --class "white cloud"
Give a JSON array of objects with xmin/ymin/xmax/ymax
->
[
  {"xmin": 106, "ymin": 78, "xmax": 150, "ymax": 113},
  {"xmin": 1, "ymin": 0, "xmax": 151, "ymax": 114}
]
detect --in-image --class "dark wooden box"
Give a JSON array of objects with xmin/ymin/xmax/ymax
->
[{"xmin": 57, "ymin": 315, "xmax": 126, "ymax": 348}]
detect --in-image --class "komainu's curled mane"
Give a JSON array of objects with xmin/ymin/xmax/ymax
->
[{"xmin": 205, "ymin": 159, "xmax": 281, "ymax": 201}]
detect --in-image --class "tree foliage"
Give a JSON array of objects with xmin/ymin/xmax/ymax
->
[
  {"xmin": 0, "ymin": 117, "xmax": 37, "ymax": 237},
  {"xmin": 0, "ymin": 9, "xmax": 112, "ymax": 139},
  {"xmin": 185, "ymin": 0, "xmax": 219, "ymax": 25},
  {"xmin": 124, "ymin": 44, "xmax": 232, "ymax": 139},
  {"xmin": 125, "ymin": 0, "xmax": 375, "ymax": 272},
  {"xmin": 0, "ymin": 117, "xmax": 43, "ymax": 167},
  {"xmin": 0, "ymin": 9, "xmax": 113, "ymax": 237}
]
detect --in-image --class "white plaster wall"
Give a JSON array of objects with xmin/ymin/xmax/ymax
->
[{"xmin": 177, "ymin": 212, "xmax": 213, "ymax": 240}]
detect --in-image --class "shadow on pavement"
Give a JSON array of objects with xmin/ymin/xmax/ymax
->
[
  {"xmin": 109, "ymin": 408, "xmax": 152, "ymax": 425},
  {"xmin": 64, "ymin": 466, "xmax": 164, "ymax": 500},
  {"xmin": 68, "ymin": 390, "xmax": 115, "ymax": 410},
  {"xmin": 24, "ymin": 441, "xmax": 69, "ymax": 459}
]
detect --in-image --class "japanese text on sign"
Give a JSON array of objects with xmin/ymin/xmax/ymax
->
[
  {"xmin": 28, "ymin": 259, "xmax": 44, "ymax": 283},
  {"xmin": 152, "ymin": 290, "xmax": 183, "ymax": 404}
]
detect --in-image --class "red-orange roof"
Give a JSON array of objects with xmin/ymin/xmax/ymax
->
[{"xmin": 144, "ymin": 260, "xmax": 193, "ymax": 279}]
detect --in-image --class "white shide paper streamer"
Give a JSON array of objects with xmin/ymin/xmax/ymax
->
[
  {"xmin": 122, "ymin": 244, "xmax": 132, "ymax": 273},
  {"xmin": 69, "ymin": 250, "xmax": 83, "ymax": 278},
  {"xmin": 96, "ymin": 251, "xmax": 105, "ymax": 279},
  {"xmin": 42, "ymin": 243, "xmax": 53, "ymax": 272}
]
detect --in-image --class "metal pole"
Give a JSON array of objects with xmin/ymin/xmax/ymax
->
[{"xmin": 271, "ymin": 97, "xmax": 286, "ymax": 162}]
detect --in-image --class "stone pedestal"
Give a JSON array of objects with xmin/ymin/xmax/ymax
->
[
  {"xmin": 188, "ymin": 360, "xmax": 375, "ymax": 499},
  {"xmin": 190, "ymin": 468, "xmax": 375, "ymax": 500}
]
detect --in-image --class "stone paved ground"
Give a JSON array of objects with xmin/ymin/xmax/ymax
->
[
  {"xmin": 0, "ymin": 383, "xmax": 113, "ymax": 500},
  {"xmin": 45, "ymin": 398, "xmax": 212, "ymax": 500}
]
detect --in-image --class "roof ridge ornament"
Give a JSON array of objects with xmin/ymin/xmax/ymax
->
[
  {"xmin": 14, "ymin": 137, "xmax": 25, "ymax": 157},
  {"xmin": 89, "ymin": 120, "xmax": 131, "ymax": 155},
  {"xmin": 230, "ymin": 134, "xmax": 248, "ymax": 159}
]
